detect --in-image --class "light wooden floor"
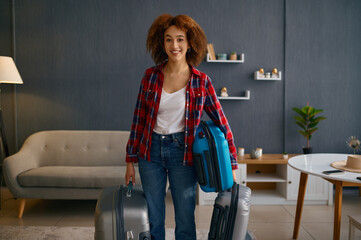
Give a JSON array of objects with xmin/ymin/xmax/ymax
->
[{"xmin": 0, "ymin": 188, "xmax": 360, "ymax": 239}]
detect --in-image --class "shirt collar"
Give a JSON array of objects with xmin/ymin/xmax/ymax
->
[{"xmin": 154, "ymin": 62, "xmax": 201, "ymax": 77}]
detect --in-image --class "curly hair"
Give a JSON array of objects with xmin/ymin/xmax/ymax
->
[{"xmin": 146, "ymin": 14, "xmax": 208, "ymax": 66}]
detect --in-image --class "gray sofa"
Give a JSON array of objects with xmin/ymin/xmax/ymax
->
[{"xmin": 3, "ymin": 130, "xmax": 140, "ymax": 218}]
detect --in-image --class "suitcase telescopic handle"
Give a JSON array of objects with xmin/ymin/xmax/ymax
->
[{"xmin": 126, "ymin": 181, "xmax": 133, "ymax": 197}]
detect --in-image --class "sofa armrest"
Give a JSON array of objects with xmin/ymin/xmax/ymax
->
[{"xmin": 3, "ymin": 150, "xmax": 41, "ymax": 198}]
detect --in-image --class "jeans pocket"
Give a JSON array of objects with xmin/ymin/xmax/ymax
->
[{"xmin": 174, "ymin": 134, "xmax": 185, "ymax": 150}]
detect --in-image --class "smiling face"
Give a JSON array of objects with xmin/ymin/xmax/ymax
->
[{"xmin": 164, "ymin": 25, "xmax": 189, "ymax": 64}]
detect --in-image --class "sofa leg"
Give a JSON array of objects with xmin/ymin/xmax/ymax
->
[{"xmin": 18, "ymin": 198, "xmax": 26, "ymax": 219}]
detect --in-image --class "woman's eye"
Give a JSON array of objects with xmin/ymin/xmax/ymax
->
[
  {"xmin": 165, "ymin": 39, "xmax": 171, "ymax": 42},
  {"xmin": 178, "ymin": 39, "xmax": 184, "ymax": 42}
]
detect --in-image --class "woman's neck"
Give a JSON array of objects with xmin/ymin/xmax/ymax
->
[{"xmin": 164, "ymin": 60, "xmax": 189, "ymax": 75}]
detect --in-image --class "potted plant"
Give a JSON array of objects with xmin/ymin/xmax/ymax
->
[
  {"xmin": 283, "ymin": 152, "xmax": 288, "ymax": 159},
  {"xmin": 229, "ymin": 52, "xmax": 237, "ymax": 60},
  {"xmin": 292, "ymin": 103, "xmax": 326, "ymax": 154}
]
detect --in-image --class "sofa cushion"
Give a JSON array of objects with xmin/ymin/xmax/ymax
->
[
  {"xmin": 21, "ymin": 131, "xmax": 130, "ymax": 167},
  {"xmin": 18, "ymin": 166, "xmax": 126, "ymax": 188}
]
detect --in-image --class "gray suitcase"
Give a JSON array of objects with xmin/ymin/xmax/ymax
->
[
  {"xmin": 208, "ymin": 183, "xmax": 251, "ymax": 240},
  {"xmin": 94, "ymin": 183, "xmax": 150, "ymax": 240}
]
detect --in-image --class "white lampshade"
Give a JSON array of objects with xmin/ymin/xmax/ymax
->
[{"xmin": 0, "ymin": 56, "xmax": 23, "ymax": 84}]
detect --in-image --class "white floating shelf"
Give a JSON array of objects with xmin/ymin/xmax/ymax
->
[
  {"xmin": 206, "ymin": 53, "xmax": 244, "ymax": 63},
  {"xmin": 254, "ymin": 70, "xmax": 282, "ymax": 80},
  {"xmin": 218, "ymin": 90, "xmax": 250, "ymax": 100}
]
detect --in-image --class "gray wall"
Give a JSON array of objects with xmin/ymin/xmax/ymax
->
[{"xmin": 0, "ymin": 0, "xmax": 360, "ymax": 155}]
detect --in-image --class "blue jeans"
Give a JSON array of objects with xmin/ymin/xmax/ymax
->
[{"xmin": 138, "ymin": 132, "xmax": 197, "ymax": 240}]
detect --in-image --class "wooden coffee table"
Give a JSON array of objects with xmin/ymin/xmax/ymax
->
[{"xmin": 288, "ymin": 154, "xmax": 361, "ymax": 240}]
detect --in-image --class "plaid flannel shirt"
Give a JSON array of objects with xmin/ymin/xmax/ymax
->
[{"xmin": 126, "ymin": 63, "xmax": 238, "ymax": 170}]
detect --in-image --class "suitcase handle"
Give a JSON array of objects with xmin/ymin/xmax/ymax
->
[
  {"xmin": 224, "ymin": 182, "xmax": 239, "ymax": 239},
  {"xmin": 194, "ymin": 153, "xmax": 207, "ymax": 186},
  {"xmin": 126, "ymin": 181, "xmax": 133, "ymax": 197}
]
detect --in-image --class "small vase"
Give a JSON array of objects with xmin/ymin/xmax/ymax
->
[
  {"xmin": 251, "ymin": 149, "xmax": 261, "ymax": 159},
  {"xmin": 217, "ymin": 53, "xmax": 227, "ymax": 60},
  {"xmin": 302, "ymin": 147, "xmax": 313, "ymax": 154}
]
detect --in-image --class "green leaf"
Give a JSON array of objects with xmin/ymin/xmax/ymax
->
[
  {"xmin": 308, "ymin": 122, "xmax": 319, "ymax": 129},
  {"xmin": 313, "ymin": 109, "xmax": 324, "ymax": 114},
  {"xmin": 294, "ymin": 116, "xmax": 306, "ymax": 125},
  {"xmin": 303, "ymin": 106, "xmax": 313, "ymax": 115},
  {"xmin": 308, "ymin": 127, "xmax": 318, "ymax": 135},
  {"xmin": 314, "ymin": 116, "xmax": 326, "ymax": 122},
  {"xmin": 301, "ymin": 106, "xmax": 309, "ymax": 114},
  {"xmin": 296, "ymin": 121, "xmax": 306, "ymax": 130},
  {"xmin": 308, "ymin": 109, "xmax": 324, "ymax": 118},
  {"xmin": 298, "ymin": 130, "xmax": 309, "ymax": 138},
  {"xmin": 292, "ymin": 107, "xmax": 306, "ymax": 118}
]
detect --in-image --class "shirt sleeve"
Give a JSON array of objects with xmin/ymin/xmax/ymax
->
[
  {"xmin": 125, "ymin": 73, "xmax": 147, "ymax": 163},
  {"xmin": 203, "ymin": 77, "xmax": 238, "ymax": 170}
]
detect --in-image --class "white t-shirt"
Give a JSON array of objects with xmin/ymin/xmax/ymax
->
[{"xmin": 153, "ymin": 86, "xmax": 186, "ymax": 134}]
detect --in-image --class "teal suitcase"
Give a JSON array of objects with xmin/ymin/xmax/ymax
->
[{"xmin": 193, "ymin": 121, "xmax": 234, "ymax": 192}]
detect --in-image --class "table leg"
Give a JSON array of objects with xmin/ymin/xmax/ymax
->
[
  {"xmin": 293, "ymin": 172, "xmax": 308, "ymax": 239},
  {"xmin": 334, "ymin": 181, "xmax": 343, "ymax": 240},
  {"xmin": 349, "ymin": 218, "xmax": 355, "ymax": 240}
]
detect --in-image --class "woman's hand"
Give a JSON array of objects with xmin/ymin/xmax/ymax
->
[
  {"xmin": 232, "ymin": 170, "xmax": 237, "ymax": 183},
  {"xmin": 125, "ymin": 162, "xmax": 135, "ymax": 185}
]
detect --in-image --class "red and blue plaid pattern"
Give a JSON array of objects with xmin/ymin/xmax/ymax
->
[{"xmin": 126, "ymin": 63, "xmax": 238, "ymax": 170}]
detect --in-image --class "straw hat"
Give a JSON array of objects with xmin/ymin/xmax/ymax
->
[{"xmin": 330, "ymin": 155, "xmax": 361, "ymax": 173}]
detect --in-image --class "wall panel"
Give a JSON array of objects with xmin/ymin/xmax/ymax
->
[{"xmin": 0, "ymin": 0, "xmax": 360, "ymax": 155}]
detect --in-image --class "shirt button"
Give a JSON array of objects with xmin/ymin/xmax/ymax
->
[
  {"xmin": 185, "ymin": 144, "xmax": 188, "ymax": 147},
  {"xmin": 162, "ymin": 136, "xmax": 165, "ymax": 139}
]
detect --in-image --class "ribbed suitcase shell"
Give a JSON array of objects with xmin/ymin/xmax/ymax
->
[
  {"xmin": 209, "ymin": 184, "xmax": 251, "ymax": 240},
  {"xmin": 94, "ymin": 184, "xmax": 150, "ymax": 240},
  {"xmin": 193, "ymin": 121, "xmax": 234, "ymax": 192}
]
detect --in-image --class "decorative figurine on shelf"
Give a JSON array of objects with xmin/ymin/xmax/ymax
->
[
  {"xmin": 346, "ymin": 136, "xmax": 361, "ymax": 154},
  {"xmin": 250, "ymin": 149, "xmax": 261, "ymax": 159},
  {"xmin": 220, "ymin": 87, "xmax": 228, "ymax": 97},
  {"xmin": 265, "ymin": 72, "xmax": 271, "ymax": 78},
  {"xmin": 230, "ymin": 52, "xmax": 237, "ymax": 60},
  {"xmin": 272, "ymin": 68, "xmax": 278, "ymax": 78},
  {"xmin": 258, "ymin": 68, "xmax": 265, "ymax": 78}
]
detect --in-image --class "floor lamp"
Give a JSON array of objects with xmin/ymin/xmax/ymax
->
[{"xmin": 0, "ymin": 56, "xmax": 23, "ymax": 209}]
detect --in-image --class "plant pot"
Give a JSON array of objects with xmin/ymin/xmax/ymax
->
[
  {"xmin": 283, "ymin": 154, "xmax": 288, "ymax": 159},
  {"xmin": 250, "ymin": 149, "xmax": 261, "ymax": 159},
  {"xmin": 230, "ymin": 53, "xmax": 237, "ymax": 60},
  {"xmin": 217, "ymin": 53, "xmax": 227, "ymax": 60},
  {"xmin": 302, "ymin": 147, "xmax": 313, "ymax": 154}
]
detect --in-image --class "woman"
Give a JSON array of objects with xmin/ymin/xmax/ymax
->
[{"xmin": 125, "ymin": 14, "xmax": 238, "ymax": 240}]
